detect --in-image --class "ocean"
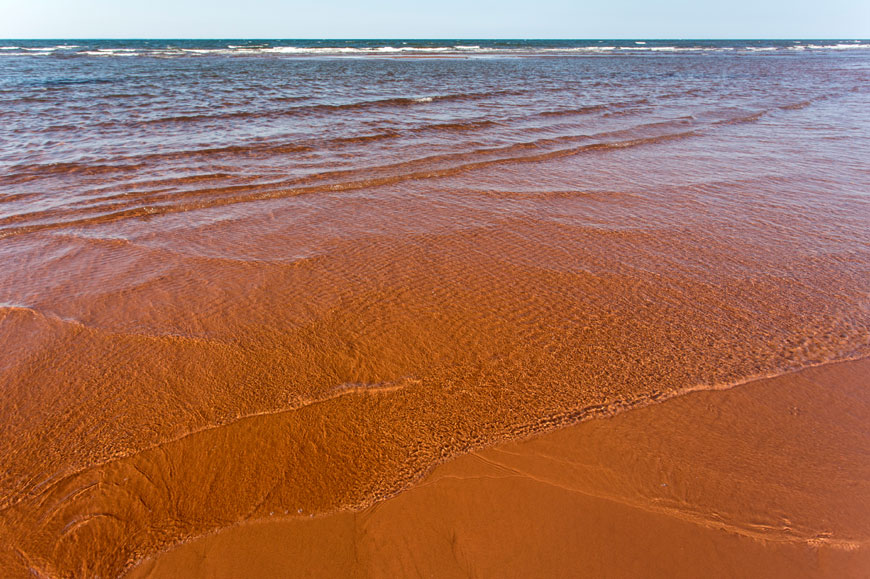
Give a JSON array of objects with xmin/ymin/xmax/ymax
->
[{"xmin": 1, "ymin": 39, "xmax": 869, "ymax": 576}]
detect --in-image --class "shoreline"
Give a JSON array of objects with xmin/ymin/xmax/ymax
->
[
  {"xmin": 128, "ymin": 357, "xmax": 870, "ymax": 578},
  {"xmin": 7, "ymin": 351, "xmax": 861, "ymax": 516},
  {"xmin": 3, "ymin": 41, "xmax": 869, "ymax": 579}
]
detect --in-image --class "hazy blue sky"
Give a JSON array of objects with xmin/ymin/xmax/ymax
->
[{"xmin": 1, "ymin": 0, "xmax": 868, "ymax": 38}]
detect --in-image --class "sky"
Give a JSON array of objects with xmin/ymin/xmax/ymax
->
[{"xmin": 1, "ymin": 0, "xmax": 868, "ymax": 39}]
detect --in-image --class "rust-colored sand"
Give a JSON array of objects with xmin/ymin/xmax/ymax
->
[
  {"xmin": 3, "ymin": 46, "xmax": 870, "ymax": 578},
  {"xmin": 128, "ymin": 358, "xmax": 870, "ymax": 579}
]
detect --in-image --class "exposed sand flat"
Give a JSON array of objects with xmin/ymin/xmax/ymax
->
[{"xmin": 128, "ymin": 358, "xmax": 870, "ymax": 578}]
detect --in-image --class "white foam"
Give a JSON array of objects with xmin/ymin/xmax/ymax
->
[
  {"xmin": 80, "ymin": 49, "xmax": 137, "ymax": 57},
  {"xmin": 181, "ymin": 49, "xmax": 237, "ymax": 54},
  {"xmin": 545, "ymin": 47, "xmax": 616, "ymax": 52},
  {"xmin": 253, "ymin": 45, "xmax": 483, "ymax": 55},
  {"xmin": 808, "ymin": 43, "xmax": 870, "ymax": 50},
  {"xmin": 17, "ymin": 42, "xmax": 867, "ymax": 60},
  {"xmin": 19, "ymin": 45, "xmax": 79, "ymax": 52},
  {"xmin": 618, "ymin": 46, "xmax": 681, "ymax": 51}
]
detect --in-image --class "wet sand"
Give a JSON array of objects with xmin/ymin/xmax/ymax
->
[
  {"xmin": 2, "ymin": 46, "xmax": 870, "ymax": 578},
  {"xmin": 129, "ymin": 357, "xmax": 870, "ymax": 578}
]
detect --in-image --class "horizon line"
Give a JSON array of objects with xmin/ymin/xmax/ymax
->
[{"xmin": 2, "ymin": 37, "xmax": 868, "ymax": 41}]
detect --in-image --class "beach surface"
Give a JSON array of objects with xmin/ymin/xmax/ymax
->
[
  {"xmin": 1, "ymin": 41, "xmax": 869, "ymax": 577},
  {"xmin": 128, "ymin": 358, "xmax": 870, "ymax": 578}
]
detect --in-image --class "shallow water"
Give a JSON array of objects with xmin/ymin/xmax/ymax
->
[{"xmin": 1, "ymin": 39, "xmax": 869, "ymax": 576}]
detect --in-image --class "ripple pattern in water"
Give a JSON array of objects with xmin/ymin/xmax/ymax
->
[{"xmin": 1, "ymin": 40, "xmax": 869, "ymax": 576}]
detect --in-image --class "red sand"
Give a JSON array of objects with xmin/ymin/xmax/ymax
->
[
  {"xmin": 3, "ymin": 47, "xmax": 870, "ymax": 579},
  {"xmin": 129, "ymin": 358, "xmax": 870, "ymax": 578}
]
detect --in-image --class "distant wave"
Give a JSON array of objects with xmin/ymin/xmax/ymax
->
[{"xmin": 2, "ymin": 42, "xmax": 869, "ymax": 58}]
